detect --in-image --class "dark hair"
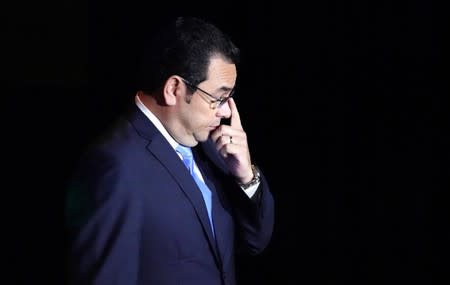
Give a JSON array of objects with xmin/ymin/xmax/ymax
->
[{"xmin": 135, "ymin": 17, "xmax": 240, "ymax": 94}]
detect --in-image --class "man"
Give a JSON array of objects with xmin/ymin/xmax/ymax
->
[{"xmin": 66, "ymin": 16, "xmax": 274, "ymax": 285}]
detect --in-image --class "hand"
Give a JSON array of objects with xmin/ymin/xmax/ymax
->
[{"xmin": 210, "ymin": 98, "xmax": 254, "ymax": 184}]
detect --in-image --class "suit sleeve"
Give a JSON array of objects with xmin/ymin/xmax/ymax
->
[{"xmin": 231, "ymin": 170, "xmax": 275, "ymax": 256}]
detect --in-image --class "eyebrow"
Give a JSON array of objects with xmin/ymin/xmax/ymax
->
[{"xmin": 216, "ymin": 85, "xmax": 234, "ymax": 93}]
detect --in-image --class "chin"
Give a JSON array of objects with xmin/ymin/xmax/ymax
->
[{"xmin": 194, "ymin": 133, "xmax": 209, "ymax": 143}]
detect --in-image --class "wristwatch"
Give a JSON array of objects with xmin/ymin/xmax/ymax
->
[{"xmin": 238, "ymin": 164, "xmax": 261, "ymax": 189}]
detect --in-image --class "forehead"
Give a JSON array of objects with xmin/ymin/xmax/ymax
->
[{"xmin": 205, "ymin": 56, "xmax": 237, "ymax": 86}]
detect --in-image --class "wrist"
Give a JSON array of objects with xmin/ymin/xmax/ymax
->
[{"xmin": 237, "ymin": 164, "xmax": 261, "ymax": 189}]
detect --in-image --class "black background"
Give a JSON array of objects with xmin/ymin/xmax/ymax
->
[{"xmin": 3, "ymin": 2, "xmax": 447, "ymax": 284}]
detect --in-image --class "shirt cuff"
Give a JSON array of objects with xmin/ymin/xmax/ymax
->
[{"xmin": 241, "ymin": 182, "xmax": 260, "ymax": 198}]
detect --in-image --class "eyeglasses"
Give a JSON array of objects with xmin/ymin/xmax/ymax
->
[{"xmin": 181, "ymin": 77, "xmax": 235, "ymax": 109}]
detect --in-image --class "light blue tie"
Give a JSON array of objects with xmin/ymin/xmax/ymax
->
[{"xmin": 176, "ymin": 145, "xmax": 215, "ymax": 237}]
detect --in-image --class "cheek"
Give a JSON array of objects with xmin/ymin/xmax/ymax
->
[
  {"xmin": 192, "ymin": 113, "xmax": 217, "ymax": 131},
  {"xmin": 188, "ymin": 98, "xmax": 217, "ymax": 125},
  {"xmin": 193, "ymin": 101, "xmax": 215, "ymax": 119}
]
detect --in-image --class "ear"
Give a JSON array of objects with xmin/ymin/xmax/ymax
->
[{"xmin": 163, "ymin": 76, "xmax": 183, "ymax": 106}]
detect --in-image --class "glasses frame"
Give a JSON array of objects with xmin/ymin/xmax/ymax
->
[{"xmin": 180, "ymin": 77, "xmax": 234, "ymax": 109}]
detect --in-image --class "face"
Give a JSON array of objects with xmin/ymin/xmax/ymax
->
[{"xmin": 178, "ymin": 56, "xmax": 236, "ymax": 146}]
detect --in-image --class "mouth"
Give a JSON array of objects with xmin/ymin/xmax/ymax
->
[{"xmin": 208, "ymin": 125, "xmax": 220, "ymax": 131}]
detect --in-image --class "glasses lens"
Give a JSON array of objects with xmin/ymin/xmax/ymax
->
[
  {"xmin": 218, "ymin": 99, "xmax": 227, "ymax": 108},
  {"xmin": 218, "ymin": 89, "xmax": 234, "ymax": 108}
]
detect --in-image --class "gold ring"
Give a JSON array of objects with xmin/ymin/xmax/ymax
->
[{"xmin": 230, "ymin": 136, "xmax": 233, "ymax": 144}]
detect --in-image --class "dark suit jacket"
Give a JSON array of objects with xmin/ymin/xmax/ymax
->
[{"xmin": 66, "ymin": 104, "xmax": 274, "ymax": 285}]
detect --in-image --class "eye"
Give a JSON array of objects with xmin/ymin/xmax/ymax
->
[{"xmin": 216, "ymin": 93, "xmax": 229, "ymax": 101}]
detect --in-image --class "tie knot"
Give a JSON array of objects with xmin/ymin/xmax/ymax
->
[
  {"xmin": 176, "ymin": 145, "xmax": 194, "ymax": 172},
  {"xmin": 176, "ymin": 145, "xmax": 193, "ymax": 160}
]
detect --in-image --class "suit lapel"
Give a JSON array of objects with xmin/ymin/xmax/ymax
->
[
  {"xmin": 127, "ymin": 105, "xmax": 223, "ymax": 266},
  {"xmin": 148, "ymin": 138, "xmax": 220, "ymax": 259}
]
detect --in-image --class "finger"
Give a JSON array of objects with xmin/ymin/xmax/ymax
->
[
  {"xmin": 228, "ymin": 98, "xmax": 243, "ymax": 130},
  {"xmin": 210, "ymin": 126, "xmax": 230, "ymax": 144},
  {"xmin": 214, "ymin": 134, "xmax": 230, "ymax": 155},
  {"xmin": 218, "ymin": 137, "xmax": 240, "ymax": 158}
]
